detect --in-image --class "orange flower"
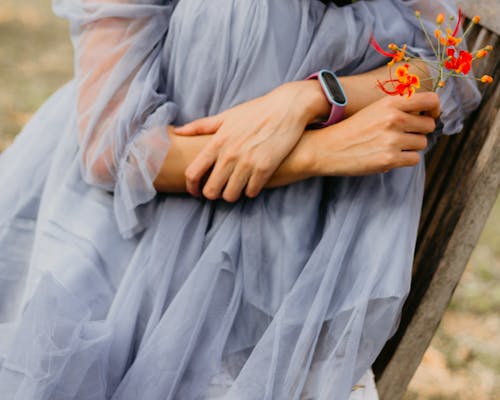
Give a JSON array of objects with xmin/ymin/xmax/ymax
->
[
  {"xmin": 377, "ymin": 64, "xmax": 421, "ymax": 97},
  {"xmin": 444, "ymin": 28, "xmax": 462, "ymax": 46},
  {"xmin": 476, "ymin": 49, "xmax": 488, "ymax": 59},
  {"xmin": 436, "ymin": 13, "xmax": 445, "ymax": 25},
  {"xmin": 444, "ymin": 48, "xmax": 473, "ymax": 74},
  {"xmin": 480, "ymin": 75, "xmax": 493, "ymax": 84},
  {"xmin": 370, "ymin": 35, "xmax": 407, "ymax": 66},
  {"xmin": 442, "ymin": 8, "xmax": 464, "ymax": 46},
  {"xmin": 438, "ymin": 81, "xmax": 446, "ymax": 88},
  {"xmin": 472, "ymin": 16, "xmax": 480, "ymax": 24},
  {"xmin": 389, "ymin": 44, "xmax": 407, "ymax": 66}
]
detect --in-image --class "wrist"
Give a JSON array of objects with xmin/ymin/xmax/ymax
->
[
  {"xmin": 337, "ymin": 76, "xmax": 353, "ymax": 117},
  {"xmin": 305, "ymin": 125, "xmax": 344, "ymax": 177},
  {"xmin": 298, "ymin": 128, "xmax": 326, "ymax": 177},
  {"xmin": 286, "ymin": 80, "xmax": 331, "ymax": 126}
]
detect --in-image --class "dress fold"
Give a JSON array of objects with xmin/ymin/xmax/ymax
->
[{"xmin": 0, "ymin": 0, "xmax": 480, "ymax": 399}]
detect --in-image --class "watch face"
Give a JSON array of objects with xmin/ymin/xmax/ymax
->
[{"xmin": 320, "ymin": 70, "xmax": 347, "ymax": 105}]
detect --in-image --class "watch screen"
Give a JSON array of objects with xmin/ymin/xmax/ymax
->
[{"xmin": 322, "ymin": 71, "xmax": 346, "ymax": 105}]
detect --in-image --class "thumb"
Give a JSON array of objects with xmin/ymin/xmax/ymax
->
[{"xmin": 174, "ymin": 115, "xmax": 222, "ymax": 136}]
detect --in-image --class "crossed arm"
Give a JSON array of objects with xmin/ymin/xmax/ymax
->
[
  {"xmin": 153, "ymin": 65, "xmax": 439, "ymax": 201},
  {"xmin": 73, "ymin": 2, "xmax": 439, "ymax": 203}
]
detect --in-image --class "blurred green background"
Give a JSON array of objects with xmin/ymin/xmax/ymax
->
[{"xmin": 0, "ymin": 1, "xmax": 498, "ymax": 398}]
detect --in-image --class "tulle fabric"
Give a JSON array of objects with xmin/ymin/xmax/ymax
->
[
  {"xmin": 53, "ymin": 0, "xmax": 180, "ymax": 238},
  {"xmin": 56, "ymin": 0, "xmax": 480, "ymax": 238},
  {"xmin": 0, "ymin": 0, "xmax": 480, "ymax": 399}
]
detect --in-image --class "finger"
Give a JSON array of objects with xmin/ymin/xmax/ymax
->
[
  {"xmin": 222, "ymin": 163, "xmax": 252, "ymax": 203},
  {"xmin": 202, "ymin": 157, "xmax": 235, "ymax": 200},
  {"xmin": 395, "ymin": 92, "xmax": 441, "ymax": 119},
  {"xmin": 398, "ymin": 133, "xmax": 429, "ymax": 151},
  {"xmin": 402, "ymin": 113, "xmax": 437, "ymax": 134},
  {"xmin": 174, "ymin": 114, "xmax": 223, "ymax": 136},
  {"xmin": 395, "ymin": 150, "xmax": 421, "ymax": 168},
  {"xmin": 245, "ymin": 168, "xmax": 273, "ymax": 198},
  {"xmin": 185, "ymin": 149, "xmax": 218, "ymax": 197}
]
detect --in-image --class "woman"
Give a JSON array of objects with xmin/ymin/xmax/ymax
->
[{"xmin": 0, "ymin": 0, "xmax": 480, "ymax": 399}]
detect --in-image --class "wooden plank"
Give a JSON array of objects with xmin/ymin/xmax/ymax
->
[
  {"xmin": 417, "ymin": 26, "xmax": 499, "ymax": 272},
  {"xmin": 376, "ymin": 108, "xmax": 500, "ymax": 400},
  {"xmin": 373, "ymin": 42, "xmax": 500, "ymax": 398},
  {"xmin": 459, "ymin": 0, "xmax": 500, "ymax": 36}
]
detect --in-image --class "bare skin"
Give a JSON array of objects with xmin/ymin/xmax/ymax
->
[
  {"xmin": 73, "ymin": 5, "xmax": 436, "ymax": 198},
  {"xmin": 171, "ymin": 61, "xmax": 434, "ymax": 201},
  {"xmin": 153, "ymin": 92, "xmax": 440, "ymax": 196}
]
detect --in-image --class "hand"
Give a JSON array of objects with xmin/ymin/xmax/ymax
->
[
  {"xmin": 174, "ymin": 81, "xmax": 330, "ymax": 202},
  {"xmin": 309, "ymin": 92, "xmax": 440, "ymax": 176}
]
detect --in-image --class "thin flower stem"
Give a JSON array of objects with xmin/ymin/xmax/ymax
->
[
  {"xmin": 403, "ymin": 48, "xmax": 437, "ymax": 62},
  {"xmin": 398, "ymin": 46, "xmax": 439, "ymax": 62},
  {"xmin": 400, "ymin": 54, "xmax": 441, "ymax": 71},
  {"xmin": 436, "ymin": 32, "xmax": 442, "ymax": 63},
  {"xmin": 462, "ymin": 20, "xmax": 475, "ymax": 39},
  {"xmin": 403, "ymin": 51, "xmax": 441, "ymax": 66},
  {"xmin": 447, "ymin": 72, "xmax": 475, "ymax": 79},
  {"xmin": 403, "ymin": 48, "xmax": 420, "ymax": 58},
  {"xmin": 417, "ymin": 16, "xmax": 438, "ymax": 57},
  {"xmin": 408, "ymin": 60, "xmax": 438, "ymax": 77}
]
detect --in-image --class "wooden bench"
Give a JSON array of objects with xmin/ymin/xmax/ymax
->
[{"xmin": 373, "ymin": 2, "xmax": 500, "ymax": 398}]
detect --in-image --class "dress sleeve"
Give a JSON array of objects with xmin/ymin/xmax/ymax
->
[{"xmin": 53, "ymin": 0, "xmax": 179, "ymax": 239}]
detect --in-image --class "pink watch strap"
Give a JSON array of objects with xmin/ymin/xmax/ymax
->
[{"xmin": 306, "ymin": 71, "xmax": 345, "ymax": 128}]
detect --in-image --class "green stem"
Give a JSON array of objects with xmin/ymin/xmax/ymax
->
[
  {"xmin": 417, "ymin": 15, "xmax": 438, "ymax": 58},
  {"xmin": 462, "ymin": 20, "xmax": 475, "ymax": 40}
]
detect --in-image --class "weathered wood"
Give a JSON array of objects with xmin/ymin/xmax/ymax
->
[
  {"xmin": 373, "ymin": 17, "xmax": 500, "ymax": 400},
  {"xmin": 420, "ymin": 26, "xmax": 499, "ymax": 256},
  {"xmin": 459, "ymin": 0, "xmax": 500, "ymax": 36}
]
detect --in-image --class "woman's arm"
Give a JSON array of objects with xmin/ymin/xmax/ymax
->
[
  {"xmin": 54, "ymin": 0, "xmax": 178, "ymax": 237},
  {"xmin": 172, "ymin": 60, "xmax": 432, "ymax": 201},
  {"xmin": 339, "ymin": 60, "xmax": 433, "ymax": 118},
  {"xmin": 60, "ymin": 0, "xmax": 177, "ymax": 187},
  {"xmin": 154, "ymin": 92, "xmax": 440, "ymax": 199}
]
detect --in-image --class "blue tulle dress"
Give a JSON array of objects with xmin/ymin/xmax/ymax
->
[{"xmin": 0, "ymin": 0, "xmax": 480, "ymax": 399}]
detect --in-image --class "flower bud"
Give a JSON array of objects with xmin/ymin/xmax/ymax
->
[
  {"xmin": 480, "ymin": 75, "xmax": 493, "ymax": 84},
  {"xmin": 476, "ymin": 50, "xmax": 488, "ymax": 58},
  {"xmin": 436, "ymin": 14, "xmax": 445, "ymax": 24},
  {"xmin": 472, "ymin": 16, "xmax": 480, "ymax": 24}
]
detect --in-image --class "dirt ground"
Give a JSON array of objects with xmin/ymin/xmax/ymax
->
[
  {"xmin": 1, "ymin": 1, "xmax": 498, "ymax": 398},
  {"xmin": 404, "ymin": 196, "xmax": 500, "ymax": 400}
]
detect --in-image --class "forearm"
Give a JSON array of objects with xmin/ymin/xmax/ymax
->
[
  {"xmin": 339, "ymin": 61, "xmax": 432, "ymax": 118},
  {"xmin": 154, "ymin": 61, "xmax": 433, "ymax": 194},
  {"xmin": 153, "ymin": 126, "xmax": 315, "ymax": 193}
]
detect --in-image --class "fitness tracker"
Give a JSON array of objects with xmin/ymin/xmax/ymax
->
[{"xmin": 306, "ymin": 69, "xmax": 348, "ymax": 128}]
